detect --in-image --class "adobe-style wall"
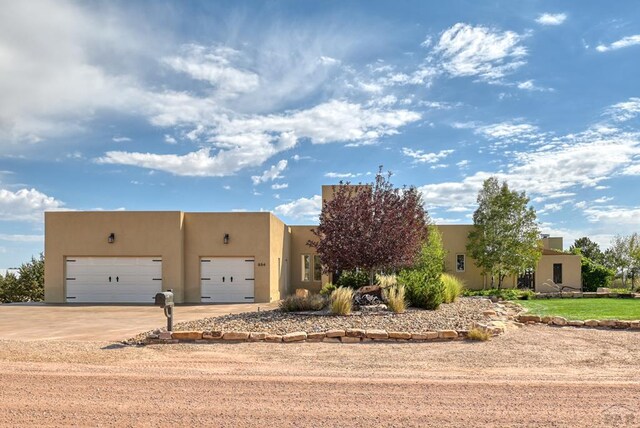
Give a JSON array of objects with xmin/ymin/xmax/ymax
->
[
  {"xmin": 536, "ymin": 254, "xmax": 581, "ymax": 292},
  {"xmin": 288, "ymin": 226, "xmax": 324, "ymax": 293},
  {"xmin": 44, "ymin": 211, "xmax": 184, "ymax": 303}
]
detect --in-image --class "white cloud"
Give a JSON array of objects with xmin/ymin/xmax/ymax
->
[
  {"xmin": 164, "ymin": 135, "xmax": 177, "ymax": 144},
  {"xmin": 605, "ymin": 97, "xmax": 640, "ymax": 122},
  {"xmin": 0, "ymin": 234, "xmax": 43, "ymax": 242},
  {"xmin": 100, "ymin": 100, "xmax": 420, "ymax": 176},
  {"xmin": 274, "ymin": 195, "xmax": 322, "ymax": 220},
  {"xmin": 163, "ymin": 44, "xmax": 259, "ymax": 98},
  {"xmin": 584, "ymin": 206, "xmax": 640, "ymax": 227},
  {"xmin": 0, "ymin": 188, "xmax": 65, "ymax": 221},
  {"xmin": 476, "ymin": 122, "xmax": 539, "ymax": 139},
  {"xmin": 324, "ymin": 172, "xmax": 363, "ymax": 178},
  {"xmin": 251, "ymin": 160, "xmax": 287, "ymax": 185},
  {"xmin": 433, "ymin": 23, "xmax": 527, "ymax": 81},
  {"xmin": 596, "ymin": 35, "xmax": 640, "ymax": 52},
  {"xmin": 517, "ymin": 80, "xmax": 553, "ymax": 92},
  {"xmin": 535, "ymin": 13, "xmax": 567, "ymax": 26},
  {"xmin": 112, "ymin": 136, "xmax": 131, "ymax": 143},
  {"xmin": 402, "ymin": 148, "xmax": 454, "ymax": 163},
  {"xmin": 271, "ymin": 183, "xmax": 289, "ymax": 190}
]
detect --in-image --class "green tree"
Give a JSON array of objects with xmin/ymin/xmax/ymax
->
[
  {"xmin": 579, "ymin": 257, "xmax": 615, "ymax": 292},
  {"xmin": 0, "ymin": 254, "xmax": 45, "ymax": 303},
  {"xmin": 467, "ymin": 177, "xmax": 541, "ymax": 289},
  {"xmin": 569, "ymin": 237, "xmax": 604, "ymax": 265},
  {"xmin": 398, "ymin": 225, "xmax": 446, "ymax": 309},
  {"xmin": 605, "ymin": 235, "xmax": 633, "ymax": 288}
]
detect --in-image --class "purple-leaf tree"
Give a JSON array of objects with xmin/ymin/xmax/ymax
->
[{"xmin": 308, "ymin": 167, "xmax": 429, "ymax": 285}]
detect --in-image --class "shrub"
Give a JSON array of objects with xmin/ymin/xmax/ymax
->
[
  {"xmin": 385, "ymin": 284, "xmax": 407, "ymax": 313},
  {"xmin": 442, "ymin": 273, "xmax": 464, "ymax": 303},
  {"xmin": 330, "ymin": 287, "xmax": 353, "ymax": 315},
  {"xmin": 336, "ymin": 270, "xmax": 371, "ymax": 289},
  {"xmin": 581, "ymin": 257, "xmax": 615, "ymax": 292},
  {"xmin": 467, "ymin": 328, "xmax": 491, "ymax": 341},
  {"xmin": 279, "ymin": 294, "xmax": 327, "ymax": 312},
  {"xmin": 376, "ymin": 273, "xmax": 397, "ymax": 288},
  {"xmin": 398, "ymin": 225, "xmax": 445, "ymax": 310},
  {"xmin": 462, "ymin": 288, "xmax": 535, "ymax": 300},
  {"xmin": 0, "ymin": 254, "xmax": 44, "ymax": 303},
  {"xmin": 319, "ymin": 282, "xmax": 337, "ymax": 296}
]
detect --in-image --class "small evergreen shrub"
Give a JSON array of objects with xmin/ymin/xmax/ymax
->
[
  {"xmin": 385, "ymin": 284, "xmax": 407, "ymax": 313},
  {"xmin": 279, "ymin": 294, "xmax": 327, "ymax": 312},
  {"xmin": 330, "ymin": 287, "xmax": 353, "ymax": 315},
  {"xmin": 442, "ymin": 273, "xmax": 464, "ymax": 303},
  {"xmin": 319, "ymin": 282, "xmax": 337, "ymax": 296},
  {"xmin": 336, "ymin": 270, "xmax": 371, "ymax": 289}
]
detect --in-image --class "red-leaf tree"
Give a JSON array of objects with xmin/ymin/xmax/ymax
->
[{"xmin": 308, "ymin": 168, "xmax": 429, "ymax": 284}]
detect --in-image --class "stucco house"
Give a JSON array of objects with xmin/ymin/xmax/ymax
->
[{"xmin": 44, "ymin": 185, "xmax": 580, "ymax": 304}]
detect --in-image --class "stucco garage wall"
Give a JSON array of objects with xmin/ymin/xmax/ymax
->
[
  {"xmin": 183, "ymin": 213, "xmax": 273, "ymax": 303},
  {"xmin": 44, "ymin": 211, "xmax": 184, "ymax": 303},
  {"xmin": 269, "ymin": 214, "xmax": 290, "ymax": 301}
]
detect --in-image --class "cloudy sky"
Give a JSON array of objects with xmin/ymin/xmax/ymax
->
[{"xmin": 1, "ymin": 0, "xmax": 640, "ymax": 268}]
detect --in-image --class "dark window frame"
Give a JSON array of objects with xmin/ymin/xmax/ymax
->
[{"xmin": 553, "ymin": 263, "xmax": 563, "ymax": 284}]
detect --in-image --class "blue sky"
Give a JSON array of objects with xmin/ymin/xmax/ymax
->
[{"xmin": 1, "ymin": 0, "xmax": 640, "ymax": 269}]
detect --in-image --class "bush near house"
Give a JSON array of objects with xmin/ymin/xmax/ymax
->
[
  {"xmin": 336, "ymin": 270, "xmax": 371, "ymax": 289},
  {"xmin": 385, "ymin": 284, "xmax": 407, "ymax": 313},
  {"xmin": 279, "ymin": 294, "xmax": 327, "ymax": 312},
  {"xmin": 462, "ymin": 288, "xmax": 535, "ymax": 301},
  {"xmin": 580, "ymin": 257, "xmax": 615, "ymax": 292},
  {"xmin": 0, "ymin": 254, "xmax": 45, "ymax": 303},
  {"xmin": 319, "ymin": 282, "xmax": 337, "ymax": 296},
  {"xmin": 398, "ymin": 225, "xmax": 446, "ymax": 310},
  {"xmin": 330, "ymin": 287, "xmax": 354, "ymax": 315}
]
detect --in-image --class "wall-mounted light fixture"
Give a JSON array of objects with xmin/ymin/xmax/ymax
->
[
  {"xmin": 223, "ymin": 233, "xmax": 230, "ymax": 245},
  {"xmin": 108, "ymin": 233, "xmax": 115, "ymax": 244}
]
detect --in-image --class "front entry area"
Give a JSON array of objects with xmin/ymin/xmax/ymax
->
[
  {"xmin": 65, "ymin": 257, "xmax": 162, "ymax": 303},
  {"xmin": 200, "ymin": 257, "xmax": 255, "ymax": 303}
]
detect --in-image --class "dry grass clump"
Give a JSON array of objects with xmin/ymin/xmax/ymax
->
[
  {"xmin": 385, "ymin": 284, "xmax": 407, "ymax": 313},
  {"xmin": 279, "ymin": 294, "xmax": 327, "ymax": 312},
  {"xmin": 376, "ymin": 274, "xmax": 397, "ymax": 288},
  {"xmin": 467, "ymin": 327, "xmax": 491, "ymax": 341},
  {"xmin": 330, "ymin": 287, "xmax": 353, "ymax": 315},
  {"xmin": 442, "ymin": 273, "xmax": 465, "ymax": 304}
]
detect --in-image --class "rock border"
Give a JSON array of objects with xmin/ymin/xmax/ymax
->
[
  {"xmin": 518, "ymin": 314, "xmax": 640, "ymax": 330},
  {"xmin": 144, "ymin": 323, "xmax": 506, "ymax": 345}
]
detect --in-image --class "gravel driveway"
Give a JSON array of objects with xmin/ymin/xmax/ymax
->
[{"xmin": 1, "ymin": 325, "xmax": 639, "ymax": 427}]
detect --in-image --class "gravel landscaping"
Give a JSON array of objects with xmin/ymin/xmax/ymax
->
[{"xmin": 130, "ymin": 297, "xmax": 505, "ymax": 343}]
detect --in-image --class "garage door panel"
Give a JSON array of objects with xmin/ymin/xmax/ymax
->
[
  {"xmin": 201, "ymin": 258, "xmax": 254, "ymax": 303},
  {"xmin": 66, "ymin": 257, "xmax": 162, "ymax": 303}
]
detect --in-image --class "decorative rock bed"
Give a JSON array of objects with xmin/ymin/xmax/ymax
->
[
  {"xmin": 518, "ymin": 314, "xmax": 640, "ymax": 330},
  {"xmin": 132, "ymin": 297, "xmax": 520, "ymax": 345}
]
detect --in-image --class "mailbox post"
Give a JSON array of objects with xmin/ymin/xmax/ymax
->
[{"xmin": 154, "ymin": 290, "xmax": 174, "ymax": 332}]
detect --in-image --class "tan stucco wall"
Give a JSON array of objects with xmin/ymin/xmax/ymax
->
[
  {"xmin": 269, "ymin": 214, "xmax": 290, "ymax": 301},
  {"xmin": 437, "ymin": 225, "xmax": 489, "ymax": 290},
  {"xmin": 542, "ymin": 237, "xmax": 564, "ymax": 251},
  {"xmin": 183, "ymin": 212, "xmax": 274, "ymax": 303},
  {"xmin": 44, "ymin": 211, "xmax": 184, "ymax": 303},
  {"xmin": 288, "ymin": 225, "xmax": 325, "ymax": 294},
  {"xmin": 536, "ymin": 254, "xmax": 582, "ymax": 293}
]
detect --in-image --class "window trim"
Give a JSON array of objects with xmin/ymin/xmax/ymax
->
[
  {"xmin": 553, "ymin": 263, "xmax": 563, "ymax": 284},
  {"xmin": 456, "ymin": 254, "xmax": 466, "ymax": 272}
]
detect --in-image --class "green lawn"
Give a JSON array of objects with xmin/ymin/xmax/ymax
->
[{"xmin": 517, "ymin": 299, "xmax": 640, "ymax": 320}]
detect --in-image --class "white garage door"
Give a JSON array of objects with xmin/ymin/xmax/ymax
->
[
  {"xmin": 201, "ymin": 257, "xmax": 254, "ymax": 303},
  {"xmin": 66, "ymin": 257, "xmax": 162, "ymax": 303}
]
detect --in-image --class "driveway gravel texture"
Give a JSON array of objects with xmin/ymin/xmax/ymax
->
[{"xmin": 1, "ymin": 325, "xmax": 639, "ymax": 427}]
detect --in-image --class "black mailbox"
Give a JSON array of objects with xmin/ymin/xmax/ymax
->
[{"xmin": 155, "ymin": 291, "xmax": 174, "ymax": 308}]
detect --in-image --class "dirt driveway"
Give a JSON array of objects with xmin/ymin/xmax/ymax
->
[
  {"xmin": 0, "ymin": 302, "xmax": 277, "ymax": 341},
  {"xmin": 1, "ymin": 325, "xmax": 639, "ymax": 427}
]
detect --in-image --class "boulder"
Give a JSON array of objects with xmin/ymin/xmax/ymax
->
[
  {"xmin": 264, "ymin": 334, "xmax": 283, "ymax": 342},
  {"xmin": 551, "ymin": 317, "xmax": 567, "ymax": 326},
  {"xmin": 158, "ymin": 332, "xmax": 172, "ymax": 340},
  {"xmin": 306, "ymin": 332, "xmax": 326, "ymax": 341},
  {"xmin": 388, "ymin": 331, "xmax": 411, "ymax": 340},
  {"xmin": 295, "ymin": 288, "xmax": 309, "ymax": 298},
  {"xmin": 249, "ymin": 332, "xmax": 267, "ymax": 341},
  {"xmin": 354, "ymin": 285, "xmax": 384, "ymax": 305},
  {"xmin": 584, "ymin": 319, "xmax": 599, "ymax": 327},
  {"xmin": 598, "ymin": 320, "xmax": 617, "ymax": 327},
  {"xmin": 283, "ymin": 332, "xmax": 307, "ymax": 342},
  {"xmin": 340, "ymin": 336, "xmax": 361, "ymax": 343},
  {"xmin": 223, "ymin": 331, "xmax": 250, "ymax": 341},
  {"xmin": 345, "ymin": 328, "xmax": 366, "ymax": 338},
  {"xmin": 568, "ymin": 320, "xmax": 585, "ymax": 327},
  {"xmin": 438, "ymin": 330, "xmax": 458, "ymax": 339},
  {"xmin": 615, "ymin": 321, "xmax": 631, "ymax": 329},
  {"xmin": 366, "ymin": 329, "xmax": 389, "ymax": 340},
  {"xmin": 629, "ymin": 321, "xmax": 640, "ymax": 329},
  {"xmin": 202, "ymin": 330, "xmax": 223, "ymax": 340},
  {"xmin": 325, "ymin": 329, "xmax": 346, "ymax": 338},
  {"xmin": 518, "ymin": 315, "xmax": 542, "ymax": 323},
  {"xmin": 171, "ymin": 331, "xmax": 203, "ymax": 340}
]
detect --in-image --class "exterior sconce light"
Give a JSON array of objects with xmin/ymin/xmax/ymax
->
[
  {"xmin": 223, "ymin": 233, "xmax": 230, "ymax": 245},
  {"xmin": 108, "ymin": 233, "xmax": 115, "ymax": 244}
]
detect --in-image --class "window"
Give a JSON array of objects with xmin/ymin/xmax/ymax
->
[
  {"xmin": 456, "ymin": 254, "xmax": 465, "ymax": 272},
  {"xmin": 313, "ymin": 255, "xmax": 322, "ymax": 281},
  {"xmin": 302, "ymin": 255, "xmax": 311, "ymax": 281},
  {"xmin": 553, "ymin": 263, "xmax": 563, "ymax": 284}
]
